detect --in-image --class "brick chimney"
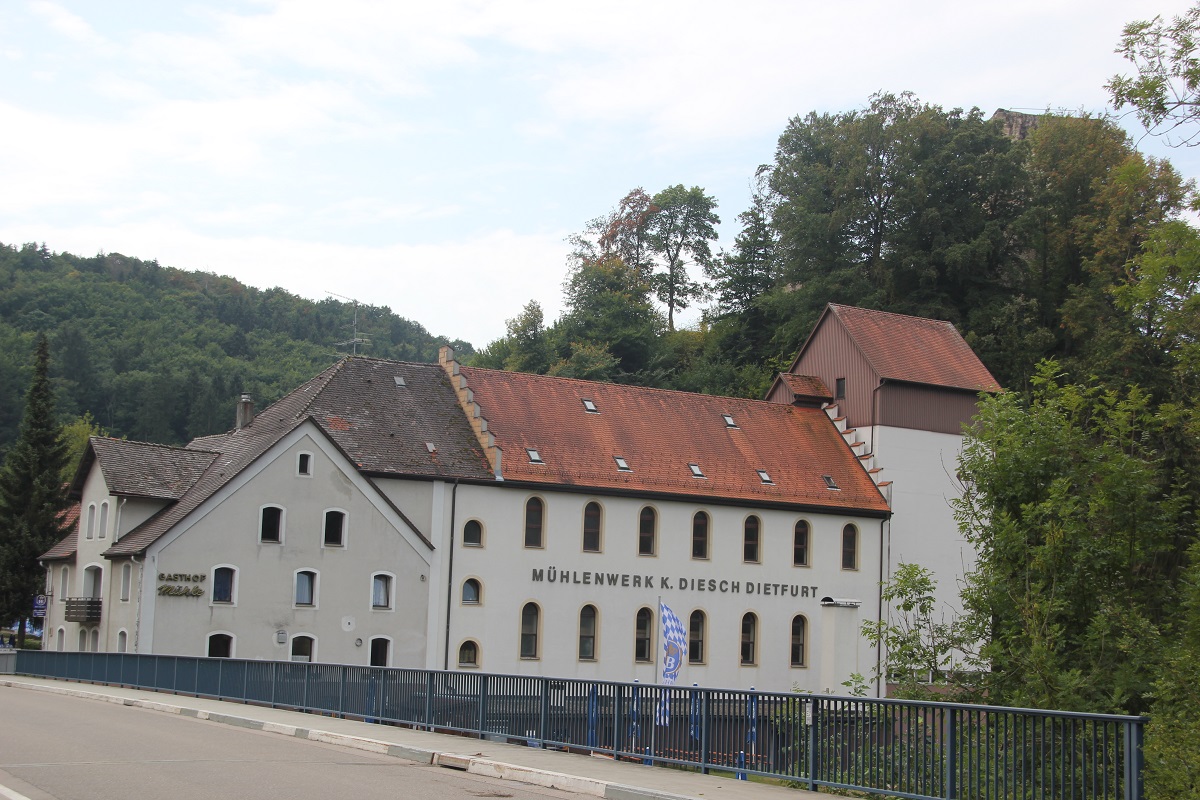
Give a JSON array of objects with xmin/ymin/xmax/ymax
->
[{"xmin": 235, "ymin": 394, "xmax": 254, "ymax": 430}]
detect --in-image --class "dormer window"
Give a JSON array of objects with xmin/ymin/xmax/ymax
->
[
  {"xmin": 757, "ymin": 469, "xmax": 773, "ymax": 485},
  {"xmin": 722, "ymin": 414, "xmax": 738, "ymax": 429},
  {"xmin": 689, "ymin": 463, "xmax": 706, "ymax": 479},
  {"xmin": 614, "ymin": 456, "xmax": 631, "ymax": 472},
  {"xmin": 527, "ymin": 448, "xmax": 544, "ymax": 464},
  {"xmin": 581, "ymin": 399, "xmax": 598, "ymax": 413},
  {"xmin": 823, "ymin": 474, "xmax": 840, "ymax": 490}
]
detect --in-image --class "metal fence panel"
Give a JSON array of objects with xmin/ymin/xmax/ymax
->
[{"xmin": 10, "ymin": 651, "xmax": 1145, "ymax": 800}]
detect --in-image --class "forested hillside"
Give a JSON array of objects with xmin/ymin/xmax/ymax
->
[{"xmin": 0, "ymin": 245, "xmax": 471, "ymax": 454}]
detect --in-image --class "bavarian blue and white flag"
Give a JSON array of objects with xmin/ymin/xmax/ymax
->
[{"xmin": 656, "ymin": 601, "xmax": 688, "ymax": 725}]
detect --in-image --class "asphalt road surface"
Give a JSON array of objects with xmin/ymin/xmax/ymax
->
[{"xmin": 0, "ymin": 689, "xmax": 579, "ymax": 800}]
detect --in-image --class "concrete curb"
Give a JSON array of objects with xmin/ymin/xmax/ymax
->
[{"xmin": 1, "ymin": 680, "xmax": 694, "ymax": 800}]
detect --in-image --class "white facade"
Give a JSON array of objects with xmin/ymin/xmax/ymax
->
[{"xmin": 44, "ymin": 432, "xmax": 887, "ymax": 694}]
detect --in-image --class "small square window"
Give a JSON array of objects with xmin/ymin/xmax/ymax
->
[
  {"xmin": 689, "ymin": 463, "xmax": 705, "ymax": 478},
  {"xmin": 757, "ymin": 469, "xmax": 773, "ymax": 485},
  {"xmin": 723, "ymin": 414, "xmax": 738, "ymax": 428},
  {"xmin": 614, "ymin": 456, "xmax": 631, "ymax": 472},
  {"xmin": 835, "ymin": 378, "xmax": 846, "ymax": 400},
  {"xmin": 823, "ymin": 475, "xmax": 840, "ymax": 490},
  {"xmin": 581, "ymin": 399, "xmax": 598, "ymax": 413},
  {"xmin": 297, "ymin": 453, "xmax": 311, "ymax": 476},
  {"xmin": 527, "ymin": 448, "xmax": 544, "ymax": 464}
]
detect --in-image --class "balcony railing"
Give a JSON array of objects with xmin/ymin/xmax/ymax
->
[{"xmin": 63, "ymin": 598, "xmax": 102, "ymax": 623}]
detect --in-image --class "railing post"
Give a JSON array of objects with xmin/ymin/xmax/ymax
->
[
  {"xmin": 302, "ymin": 664, "xmax": 310, "ymax": 712},
  {"xmin": 945, "ymin": 706, "xmax": 958, "ymax": 800},
  {"xmin": 539, "ymin": 677, "xmax": 549, "ymax": 746},
  {"xmin": 700, "ymin": 690, "xmax": 711, "ymax": 775},
  {"xmin": 477, "ymin": 674, "xmax": 489, "ymax": 739},
  {"xmin": 339, "ymin": 666, "xmax": 347, "ymax": 718},
  {"xmin": 1124, "ymin": 719, "xmax": 1145, "ymax": 800},
  {"xmin": 807, "ymin": 698, "xmax": 818, "ymax": 793},
  {"xmin": 424, "ymin": 671, "xmax": 434, "ymax": 730}
]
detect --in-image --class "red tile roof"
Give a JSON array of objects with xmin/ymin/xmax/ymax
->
[
  {"xmin": 41, "ymin": 503, "xmax": 81, "ymax": 561},
  {"xmin": 779, "ymin": 374, "xmax": 833, "ymax": 402},
  {"xmin": 811, "ymin": 304, "xmax": 998, "ymax": 393},
  {"xmin": 823, "ymin": 305, "xmax": 1000, "ymax": 392},
  {"xmin": 457, "ymin": 367, "xmax": 889, "ymax": 515}
]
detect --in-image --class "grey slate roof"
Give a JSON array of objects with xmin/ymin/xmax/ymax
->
[
  {"xmin": 103, "ymin": 357, "xmax": 492, "ymax": 557},
  {"xmin": 90, "ymin": 438, "xmax": 218, "ymax": 500}
]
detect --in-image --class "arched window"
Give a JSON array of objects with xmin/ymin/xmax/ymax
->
[
  {"xmin": 290, "ymin": 635, "xmax": 315, "ymax": 663},
  {"xmin": 371, "ymin": 573, "xmax": 394, "ymax": 610},
  {"xmin": 56, "ymin": 627, "xmax": 65, "ymax": 652},
  {"xmin": 688, "ymin": 610, "xmax": 706, "ymax": 665},
  {"xmin": 98, "ymin": 501, "xmax": 109, "ymax": 539},
  {"xmin": 743, "ymin": 515, "xmax": 761, "ymax": 563},
  {"xmin": 524, "ymin": 498, "xmax": 544, "ymax": 548},
  {"xmin": 369, "ymin": 637, "xmax": 390, "ymax": 667},
  {"xmin": 323, "ymin": 509, "xmax": 346, "ymax": 547},
  {"xmin": 793, "ymin": 520, "xmax": 811, "ymax": 566},
  {"xmin": 691, "ymin": 512, "xmax": 709, "ymax": 560},
  {"xmin": 117, "ymin": 629, "xmax": 128, "ymax": 653},
  {"xmin": 120, "ymin": 563, "xmax": 132, "ymax": 601},
  {"xmin": 578, "ymin": 605, "xmax": 597, "ymax": 660},
  {"xmin": 582, "ymin": 502, "xmax": 602, "ymax": 552},
  {"xmin": 83, "ymin": 565, "xmax": 102, "ymax": 599},
  {"xmin": 208, "ymin": 633, "xmax": 233, "ymax": 658},
  {"xmin": 212, "ymin": 566, "xmax": 236, "ymax": 604},
  {"xmin": 458, "ymin": 640, "xmax": 479, "ymax": 667},
  {"xmin": 78, "ymin": 628, "xmax": 87, "ymax": 652},
  {"xmin": 59, "ymin": 566, "xmax": 68, "ymax": 600},
  {"xmin": 842, "ymin": 524, "xmax": 858, "ymax": 570},
  {"xmin": 463, "ymin": 519, "xmax": 483, "ymax": 547},
  {"xmin": 634, "ymin": 607, "xmax": 653, "ymax": 662},
  {"xmin": 790, "ymin": 615, "xmax": 807, "ymax": 667},
  {"xmin": 638, "ymin": 507, "xmax": 656, "ymax": 555},
  {"xmin": 90, "ymin": 628, "xmax": 99, "ymax": 652},
  {"xmin": 295, "ymin": 570, "xmax": 318, "ymax": 607},
  {"xmin": 462, "ymin": 578, "xmax": 481, "ymax": 605},
  {"xmin": 85, "ymin": 503, "xmax": 96, "ymax": 539},
  {"xmin": 260, "ymin": 505, "xmax": 283, "ymax": 543},
  {"xmin": 740, "ymin": 612, "xmax": 758, "ymax": 665},
  {"xmin": 520, "ymin": 603, "xmax": 540, "ymax": 659}
]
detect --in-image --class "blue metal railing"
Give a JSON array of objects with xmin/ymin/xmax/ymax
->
[{"xmin": 12, "ymin": 651, "xmax": 1143, "ymax": 799}]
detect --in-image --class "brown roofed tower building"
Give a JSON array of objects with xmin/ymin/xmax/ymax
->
[{"xmin": 768, "ymin": 304, "xmax": 1000, "ymax": 662}]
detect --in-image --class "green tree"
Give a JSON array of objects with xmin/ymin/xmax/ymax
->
[
  {"xmin": 546, "ymin": 341, "xmax": 620, "ymax": 381},
  {"xmin": 555, "ymin": 255, "xmax": 664, "ymax": 378},
  {"xmin": 954, "ymin": 364, "xmax": 1195, "ymax": 714},
  {"xmin": 1109, "ymin": 3, "xmax": 1200, "ymax": 146},
  {"xmin": 502, "ymin": 301, "xmax": 551, "ymax": 374},
  {"xmin": 59, "ymin": 413, "xmax": 103, "ymax": 484},
  {"xmin": 0, "ymin": 337, "xmax": 70, "ymax": 646},
  {"xmin": 648, "ymin": 185, "xmax": 719, "ymax": 331},
  {"xmin": 1144, "ymin": 541, "xmax": 1200, "ymax": 799},
  {"xmin": 860, "ymin": 563, "xmax": 981, "ymax": 701}
]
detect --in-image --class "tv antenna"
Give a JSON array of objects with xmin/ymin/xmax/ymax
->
[{"xmin": 326, "ymin": 291, "xmax": 373, "ymax": 356}]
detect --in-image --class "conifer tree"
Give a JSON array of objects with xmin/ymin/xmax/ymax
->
[{"xmin": 0, "ymin": 336, "xmax": 70, "ymax": 646}]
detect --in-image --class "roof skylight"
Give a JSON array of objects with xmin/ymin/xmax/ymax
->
[
  {"xmin": 614, "ymin": 456, "xmax": 631, "ymax": 472},
  {"xmin": 823, "ymin": 474, "xmax": 840, "ymax": 490},
  {"xmin": 757, "ymin": 469, "xmax": 773, "ymax": 485},
  {"xmin": 394, "ymin": 376, "xmax": 406, "ymax": 386},
  {"xmin": 688, "ymin": 463, "xmax": 706, "ymax": 478},
  {"xmin": 581, "ymin": 399, "xmax": 599, "ymax": 413},
  {"xmin": 723, "ymin": 414, "xmax": 738, "ymax": 428},
  {"xmin": 527, "ymin": 448, "xmax": 544, "ymax": 464}
]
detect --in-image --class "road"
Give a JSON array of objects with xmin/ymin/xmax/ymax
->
[{"xmin": 0, "ymin": 689, "xmax": 579, "ymax": 800}]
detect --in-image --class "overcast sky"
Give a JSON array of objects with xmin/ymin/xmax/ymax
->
[{"xmin": 2, "ymin": 0, "xmax": 1196, "ymax": 349}]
